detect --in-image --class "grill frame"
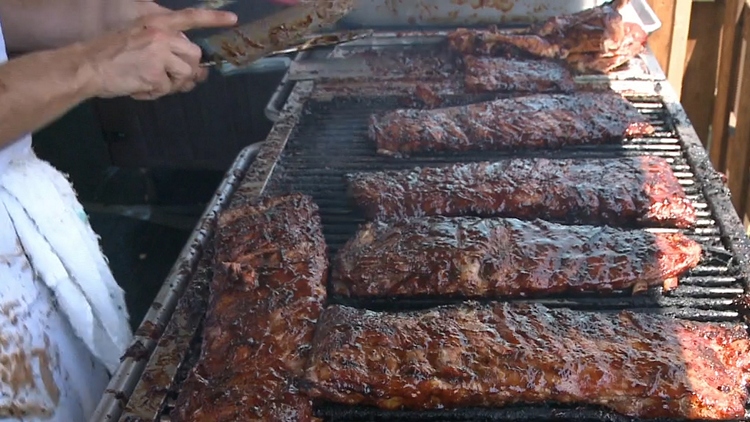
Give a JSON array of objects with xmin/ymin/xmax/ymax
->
[{"xmin": 106, "ymin": 76, "xmax": 750, "ymax": 421}]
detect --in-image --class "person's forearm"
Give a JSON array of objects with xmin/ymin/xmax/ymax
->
[
  {"xmin": 0, "ymin": 0, "xmax": 111, "ymax": 52},
  {"xmin": 0, "ymin": 43, "xmax": 97, "ymax": 148}
]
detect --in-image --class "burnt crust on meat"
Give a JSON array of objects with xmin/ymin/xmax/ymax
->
[
  {"xmin": 446, "ymin": 0, "xmax": 648, "ymax": 74},
  {"xmin": 172, "ymin": 193, "xmax": 328, "ymax": 422},
  {"xmin": 566, "ymin": 22, "xmax": 649, "ymax": 74},
  {"xmin": 369, "ymin": 91, "xmax": 654, "ymax": 157},
  {"xmin": 302, "ymin": 302, "xmax": 750, "ymax": 420},
  {"xmin": 461, "ymin": 56, "xmax": 577, "ymax": 93},
  {"xmin": 346, "ymin": 156, "xmax": 697, "ymax": 229},
  {"xmin": 331, "ymin": 216, "xmax": 702, "ymax": 298}
]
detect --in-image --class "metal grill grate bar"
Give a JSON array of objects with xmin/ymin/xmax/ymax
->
[{"xmin": 264, "ymin": 96, "xmax": 743, "ymax": 322}]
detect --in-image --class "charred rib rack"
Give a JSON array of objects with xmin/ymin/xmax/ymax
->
[
  {"xmin": 566, "ymin": 21, "xmax": 649, "ymax": 74},
  {"xmin": 331, "ymin": 216, "xmax": 702, "ymax": 299},
  {"xmin": 369, "ymin": 91, "xmax": 655, "ymax": 156},
  {"xmin": 303, "ymin": 302, "xmax": 750, "ymax": 420},
  {"xmin": 461, "ymin": 56, "xmax": 576, "ymax": 94},
  {"xmin": 346, "ymin": 156, "xmax": 697, "ymax": 228},
  {"xmin": 447, "ymin": 0, "xmax": 648, "ymax": 73},
  {"xmin": 172, "ymin": 194, "xmax": 328, "ymax": 422}
]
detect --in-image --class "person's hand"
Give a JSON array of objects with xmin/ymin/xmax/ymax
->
[
  {"xmin": 102, "ymin": 0, "xmax": 173, "ymax": 33},
  {"xmin": 79, "ymin": 8, "xmax": 237, "ymax": 100}
]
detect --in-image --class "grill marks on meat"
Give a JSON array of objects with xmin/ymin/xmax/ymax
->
[
  {"xmin": 302, "ymin": 303, "xmax": 750, "ymax": 420},
  {"xmin": 461, "ymin": 56, "xmax": 576, "ymax": 93},
  {"xmin": 446, "ymin": 0, "xmax": 648, "ymax": 73},
  {"xmin": 331, "ymin": 217, "xmax": 702, "ymax": 298},
  {"xmin": 369, "ymin": 91, "xmax": 654, "ymax": 156},
  {"xmin": 346, "ymin": 156, "xmax": 697, "ymax": 228},
  {"xmin": 172, "ymin": 194, "xmax": 328, "ymax": 422}
]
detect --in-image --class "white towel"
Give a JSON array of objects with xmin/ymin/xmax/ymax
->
[
  {"xmin": 0, "ymin": 152, "xmax": 132, "ymax": 374},
  {"xmin": 0, "ymin": 147, "xmax": 122, "ymax": 420}
]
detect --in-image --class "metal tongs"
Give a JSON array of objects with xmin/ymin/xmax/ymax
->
[{"xmin": 197, "ymin": 0, "xmax": 360, "ymax": 75}]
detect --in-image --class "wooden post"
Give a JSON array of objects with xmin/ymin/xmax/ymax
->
[
  {"xmin": 710, "ymin": 0, "xmax": 745, "ymax": 170},
  {"xmin": 666, "ymin": 0, "xmax": 693, "ymax": 94},
  {"xmin": 647, "ymin": 0, "xmax": 676, "ymax": 72},
  {"xmin": 646, "ymin": 0, "xmax": 693, "ymax": 95},
  {"xmin": 681, "ymin": 1, "xmax": 724, "ymax": 144},
  {"xmin": 725, "ymin": 4, "xmax": 750, "ymax": 215}
]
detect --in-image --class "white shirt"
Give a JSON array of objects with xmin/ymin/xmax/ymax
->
[{"xmin": 0, "ymin": 18, "xmax": 132, "ymax": 422}]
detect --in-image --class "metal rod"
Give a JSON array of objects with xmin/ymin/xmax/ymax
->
[{"xmin": 89, "ymin": 143, "xmax": 262, "ymax": 422}]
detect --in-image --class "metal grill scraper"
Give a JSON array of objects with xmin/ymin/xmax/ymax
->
[{"xmin": 197, "ymin": 0, "xmax": 356, "ymax": 76}]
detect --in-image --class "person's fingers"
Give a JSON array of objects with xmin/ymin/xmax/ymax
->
[
  {"xmin": 152, "ymin": 8, "xmax": 237, "ymax": 32},
  {"xmin": 167, "ymin": 36, "xmax": 209, "ymax": 88},
  {"xmin": 195, "ymin": 67, "xmax": 209, "ymax": 83},
  {"xmin": 178, "ymin": 80, "xmax": 197, "ymax": 93},
  {"xmin": 131, "ymin": 76, "xmax": 172, "ymax": 99},
  {"xmin": 131, "ymin": 91, "xmax": 158, "ymax": 100},
  {"xmin": 164, "ymin": 54, "xmax": 195, "ymax": 91},
  {"xmin": 167, "ymin": 34, "xmax": 202, "ymax": 80},
  {"xmin": 152, "ymin": 73, "xmax": 174, "ymax": 97},
  {"xmin": 131, "ymin": 60, "xmax": 177, "ymax": 100},
  {"xmin": 168, "ymin": 35, "xmax": 202, "ymax": 67}
]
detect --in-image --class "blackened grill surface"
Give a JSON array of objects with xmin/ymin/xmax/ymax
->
[
  {"xmin": 461, "ymin": 56, "xmax": 577, "ymax": 94},
  {"xmin": 257, "ymin": 94, "xmax": 748, "ymax": 421}
]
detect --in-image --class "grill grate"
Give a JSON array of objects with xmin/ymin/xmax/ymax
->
[
  {"xmin": 314, "ymin": 403, "xmax": 718, "ymax": 422},
  {"xmin": 264, "ymin": 95, "xmax": 745, "ymax": 320},
  {"xmin": 145, "ymin": 83, "xmax": 750, "ymax": 422},
  {"xmin": 258, "ymin": 92, "xmax": 750, "ymax": 422}
]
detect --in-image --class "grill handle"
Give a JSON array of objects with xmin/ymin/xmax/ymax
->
[
  {"xmin": 265, "ymin": 69, "xmax": 296, "ymax": 122},
  {"xmin": 265, "ymin": 51, "xmax": 308, "ymax": 123}
]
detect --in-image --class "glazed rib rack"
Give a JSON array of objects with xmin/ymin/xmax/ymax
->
[
  {"xmin": 260, "ymin": 94, "xmax": 744, "ymax": 315},
  {"xmin": 125, "ymin": 85, "xmax": 750, "ymax": 421}
]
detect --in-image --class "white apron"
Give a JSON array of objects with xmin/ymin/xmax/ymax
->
[{"xmin": 0, "ymin": 20, "xmax": 133, "ymax": 422}]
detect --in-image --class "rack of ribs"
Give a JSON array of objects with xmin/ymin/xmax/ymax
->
[
  {"xmin": 331, "ymin": 216, "xmax": 702, "ymax": 298},
  {"xmin": 369, "ymin": 91, "xmax": 654, "ymax": 157},
  {"xmin": 461, "ymin": 56, "xmax": 576, "ymax": 93},
  {"xmin": 172, "ymin": 193, "xmax": 328, "ymax": 422},
  {"xmin": 566, "ymin": 21, "xmax": 649, "ymax": 73},
  {"xmin": 446, "ymin": 0, "xmax": 648, "ymax": 73},
  {"xmin": 345, "ymin": 156, "xmax": 697, "ymax": 228},
  {"xmin": 302, "ymin": 302, "xmax": 750, "ymax": 420}
]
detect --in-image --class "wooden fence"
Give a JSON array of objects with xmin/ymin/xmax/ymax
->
[{"xmin": 703, "ymin": 0, "xmax": 750, "ymax": 228}]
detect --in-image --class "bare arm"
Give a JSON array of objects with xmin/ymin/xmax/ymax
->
[
  {"xmin": 0, "ymin": 0, "xmax": 168, "ymax": 53},
  {"xmin": 0, "ymin": 0, "xmax": 297, "ymax": 53},
  {"xmin": 0, "ymin": 44, "xmax": 96, "ymax": 148},
  {"xmin": 0, "ymin": 8, "xmax": 237, "ymax": 149}
]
